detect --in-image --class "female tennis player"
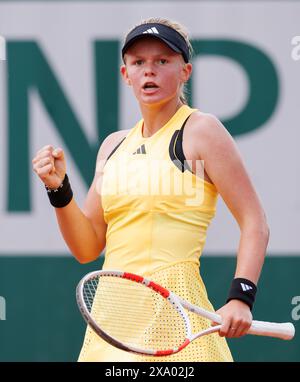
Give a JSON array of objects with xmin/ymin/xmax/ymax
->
[{"xmin": 32, "ymin": 18, "xmax": 270, "ymax": 362}]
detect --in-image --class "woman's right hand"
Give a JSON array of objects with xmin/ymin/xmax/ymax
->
[{"xmin": 32, "ymin": 145, "xmax": 66, "ymax": 189}]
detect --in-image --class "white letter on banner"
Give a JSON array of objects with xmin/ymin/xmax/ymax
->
[{"xmin": 0, "ymin": 35, "xmax": 6, "ymax": 61}]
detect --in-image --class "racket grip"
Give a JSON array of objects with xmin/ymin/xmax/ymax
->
[{"xmin": 248, "ymin": 320, "xmax": 295, "ymax": 340}]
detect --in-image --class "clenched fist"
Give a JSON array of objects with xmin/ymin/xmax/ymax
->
[{"xmin": 32, "ymin": 145, "xmax": 66, "ymax": 189}]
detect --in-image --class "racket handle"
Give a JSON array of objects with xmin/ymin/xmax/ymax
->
[
  {"xmin": 248, "ymin": 320, "xmax": 295, "ymax": 340},
  {"xmin": 179, "ymin": 298, "xmax": 295, "ymax": 340}
]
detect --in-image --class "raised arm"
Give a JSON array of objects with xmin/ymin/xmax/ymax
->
[{"xmin": 32, "ymin": 130, "xmax": 128, "ymax": 264}]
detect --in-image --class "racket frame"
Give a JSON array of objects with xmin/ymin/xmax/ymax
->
[
  {"xmin": 77, "ymin": 269, "xmax": 295, "ymax": 356},
  {"xmin": 76, "ymin": 270, "xmax": 195, "ymax": 355}
]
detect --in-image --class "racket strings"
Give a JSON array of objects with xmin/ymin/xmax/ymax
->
[{"xmin": 82, "ymin": 275, "xmax": 188, "ymax": 351}]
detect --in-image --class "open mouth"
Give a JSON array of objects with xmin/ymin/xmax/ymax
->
[{"xmin": 143, "ymin": 82, "xmax": 159, "ymax": 90}]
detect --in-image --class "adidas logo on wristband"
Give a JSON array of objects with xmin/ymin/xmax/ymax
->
[
  {"xmin": 227, "ymin": 278, "xmax": 257, "ymax": 310},
  {"xmin": 240, "ymin": 283, "xmax": 253, "ymax": 292}
]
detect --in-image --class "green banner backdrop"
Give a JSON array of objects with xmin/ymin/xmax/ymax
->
[{"xmin": 0, "ymin": 1, "xmax": 299, "ymax": 362}]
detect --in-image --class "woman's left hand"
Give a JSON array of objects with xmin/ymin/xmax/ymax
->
[{"xmin": 212, "ymin": 300, "xmax": 253, "ymax": 338}]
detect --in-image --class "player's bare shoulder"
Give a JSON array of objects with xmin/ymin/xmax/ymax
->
[
  {"xmin": 187, "ymin": 111, "xmax": 225, "ymax": 136},
  {"xmin": 94, "ymin": 129, "xmax": 130, "ymax": 180},
  {"xmin": 184, "ymin": 111, "xmax": 234, "ymax": 158},
  {"xmin": 98, "ymin": 129, "xmax": 130, "ymax": 161},
  {"xmin": 87, "ymin": 129, "xmax": 130, "ymax": 206}
]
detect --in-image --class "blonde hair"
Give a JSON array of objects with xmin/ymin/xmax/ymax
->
[{"xmin": 124, "ymin": 17, "xmax": 193, "ymax": 105}]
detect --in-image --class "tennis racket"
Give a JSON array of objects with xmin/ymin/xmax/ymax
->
[{"xmin": 76, "ymin": 270, "xmax": 295, "ymax": 356}]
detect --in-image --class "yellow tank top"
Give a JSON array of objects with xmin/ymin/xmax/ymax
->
[
  {"xmin": 78, "ymin": 105, "xmax": 233, "ymax": 362},
  {"xmin": 101, "ymin": 104, "xmax": 218, "ymax": 275}
]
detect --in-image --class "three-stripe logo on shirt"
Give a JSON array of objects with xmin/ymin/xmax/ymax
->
[
  {"xmin": 133, "ymin": 144, "xmax": 146, "ymax": 154},
  {"xmin": 240, "ymin": 283, "xmax": 253, "ymax": 292},
  {"xmin": 143, "ymin": 27, "xmax": 159, "ymax": 35}
]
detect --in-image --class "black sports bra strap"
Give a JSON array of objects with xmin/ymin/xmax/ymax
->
[
  {"xmin": 173, "ymin": 114, "xmax": 192, "ymax": 172},
  {"xmin": 106, "ymin": 136, "xmax": 126, "ymax": 163}
]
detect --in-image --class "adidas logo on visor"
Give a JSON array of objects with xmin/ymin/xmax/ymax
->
[{"xmin": 143, "ymin": 27, "xmax": 159, "ymax": 35}]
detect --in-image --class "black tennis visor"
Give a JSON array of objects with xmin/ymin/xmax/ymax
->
[{"xmin": 122, "ymin": 23, "xmax": 190, "ymax": 63}]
